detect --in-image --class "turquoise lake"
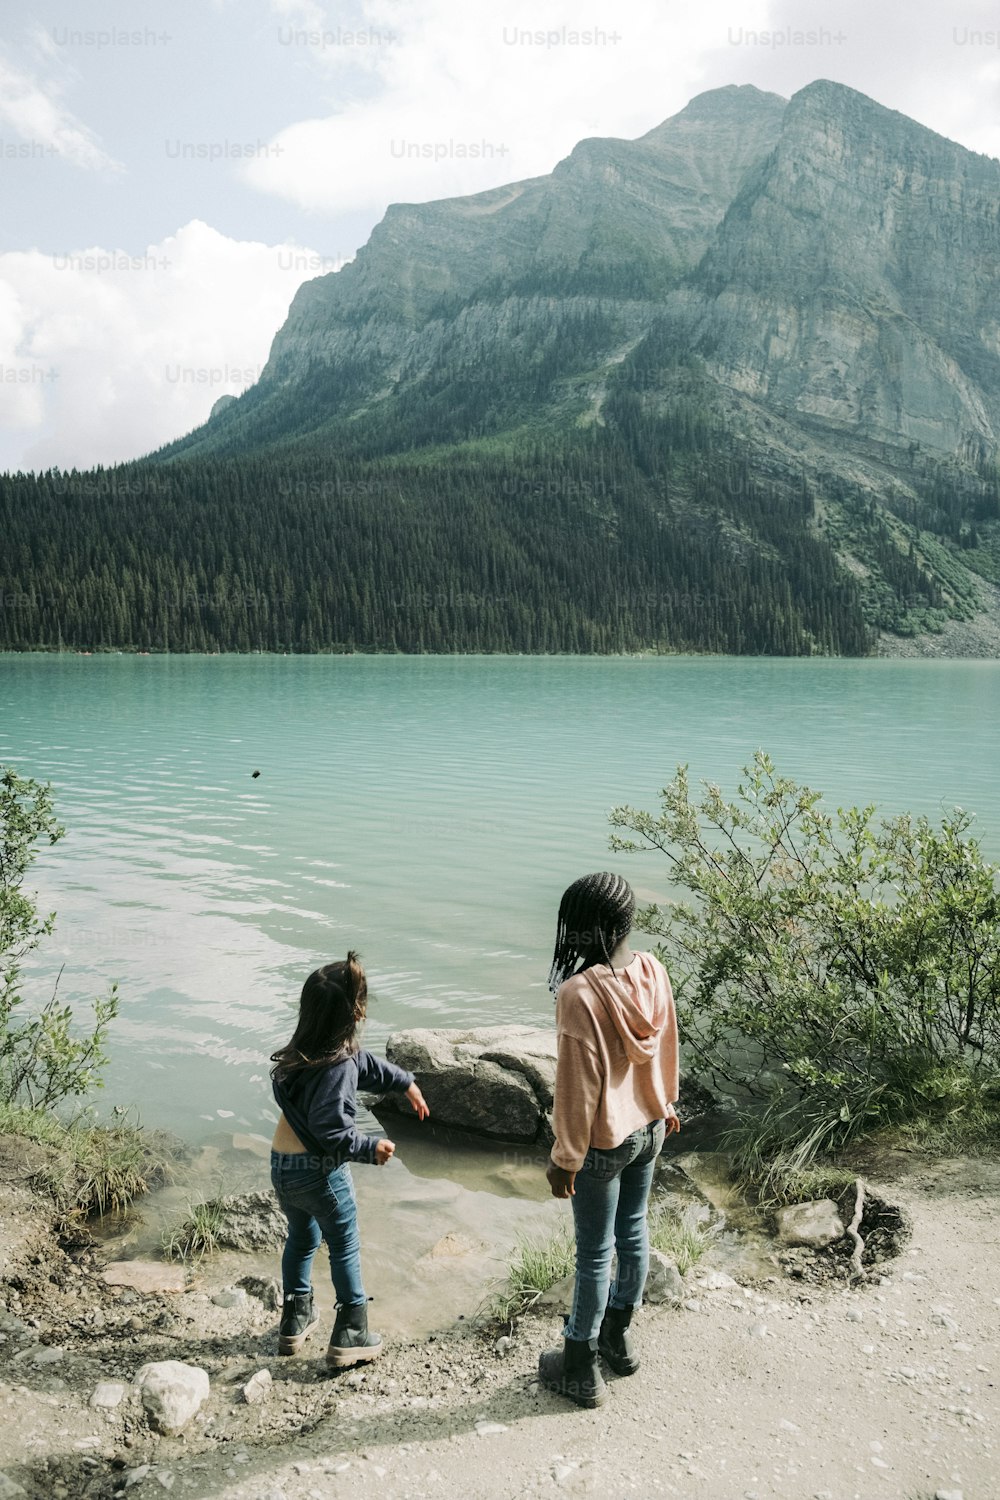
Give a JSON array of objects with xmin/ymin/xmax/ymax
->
[{"xmin": 3, "ymin": 654, "xmax": 1000, "ymax": 1143}]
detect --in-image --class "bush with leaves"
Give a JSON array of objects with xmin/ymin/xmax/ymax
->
[
  {"xmin": 609, "ymin": 751, "xmax": 1000, "ymax": 1166},
  {"xmin": 1, "ymin": 767, "xmax": 119, "ymax": 1109}
]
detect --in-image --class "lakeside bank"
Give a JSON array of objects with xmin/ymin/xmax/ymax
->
[{"xmin": 1, "ymin": 1132, "xmax": 996, "ymax": 1500}]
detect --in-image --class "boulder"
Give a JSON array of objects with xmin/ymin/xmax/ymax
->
[
  {"xmin": 775, "ymin": 1199, "xmax": 845, "ymax": 1249},
  {"xmin": 380, "ymin": 1027, "xmax": 557, "ymax": 1144},
  {"xmin": 135, "ymin": 1360, "xmax": 210, "ymax": 1435},
  {"xmin": 379, "ymin": 1025, "xmax": 718, "ymax": 1147}
]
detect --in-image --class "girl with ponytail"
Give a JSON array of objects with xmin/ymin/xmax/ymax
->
[{"xmin": 269, "ymin": 951, "xmax": 428, "ymax": 1367}]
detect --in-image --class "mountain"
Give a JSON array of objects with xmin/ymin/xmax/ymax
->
[{"xmin": 4, "ymin": 81, "xmax": 1000, "ymax": 656}]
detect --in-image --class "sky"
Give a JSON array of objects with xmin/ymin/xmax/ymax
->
[{"xmin": 2, "ymin": 0, "xmax": 1000, "ymax": 473}]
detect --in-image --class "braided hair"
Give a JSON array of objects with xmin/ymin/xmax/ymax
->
[{"xmin": 548, "ymin": 871, "xmax": 636, "ymax": 994}]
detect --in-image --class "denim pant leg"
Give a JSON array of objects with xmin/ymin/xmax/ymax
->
[
  {"xmin": 272, "ymin": 1156, "xmax": 366, "ymax": 1307},
  {"xmin": 564, "ymin": 1167, "xmax": 620, "ymax": 1343},
  {"xmin": 313, "ymin": 1164, "xmax": 366, "ymax": 1307},
  {"xmin": 609, "ymin": 1121, "xmax": 665, "ymax": 1310},
  {"xmin": 278, "ymin": 1196, "xmax": 322, "ymax": 1296}
]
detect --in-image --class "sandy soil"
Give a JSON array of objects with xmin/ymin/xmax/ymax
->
[{"xmin": 0, "ymin": 1140, "xmax": 996, "ymax": 1500}]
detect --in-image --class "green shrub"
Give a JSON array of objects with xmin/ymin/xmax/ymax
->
[
  {"xmin": 1, "ymin": 768, "xmax": 119, "ymax": 1109},
  {"xmin": 610, "ymin": 751, "xmax": 1000, "ymax": 1172}
]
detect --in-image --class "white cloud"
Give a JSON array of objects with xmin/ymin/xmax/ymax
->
[
  {"xmin": 0, "ymin": 49, "xmax": 122, "ymax": 173},
  {"xmin": 245, "ymin": 0, "xmax": 773, "ymax": 213},
  {"xmin": 0, "ymin": 221, "xmax": 351, "ymax": 472}
]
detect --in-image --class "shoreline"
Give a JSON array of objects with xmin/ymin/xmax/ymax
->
[
  {"xmin": 3, "ymin": 646, "xmax": 1000, "ymax": 661},
  {"xmin": 1, "ymin": 1129, "xmax": 997, "ymax": 1499}
]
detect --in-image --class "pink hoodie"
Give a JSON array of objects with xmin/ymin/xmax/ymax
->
[{"xmin": 550, "ymin": 950, "xmax": 679, "ymax": 1172}]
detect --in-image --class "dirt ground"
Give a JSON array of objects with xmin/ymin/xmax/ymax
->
[{"xmin": 0, "ymin": 1136, "xmax": 996, "ymax": 1500}]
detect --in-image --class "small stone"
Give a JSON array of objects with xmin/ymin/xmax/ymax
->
[
  {"xmin": 155, "ymin": 1474, "xmax": 175, "ymax": 1492},
  {"xmin": 846, "ymin": 1307, "xmax": 864, "ymax": 1323},
  {"xmin": 30, "ymin": 1346, "xmax": 65, "ymax": 1366},
  {"xmin": 124, "ymin": 1467, "xmax": 152, "ymax": 1489},
  {"xmin": 698, "ymin": 1270, "xmax": 738, "ymax": 1291},
  {"xmin": 871, "ymin": 1456, "xmax": 889, "ymax": 1468},
  {"xmin": 779, "ymin": 1418, "xmax": 799, "ymax": 1431},
  {"xmin": 934, "ymin": 1491, "xmax": 964, "ymax": 1500},
  {"xmin": 494, "ymin": 1336, "xmax": 513, "ymax": 1358},
  {"xmin": 645, "ymin": 1250, "xmax": 685, "ymax": 1305},
  {"xmin": 211, "ymin": 1289, "xmax": 248, "ymax": 1310},
  {"xmin": 775, "ymin": 1200, "xmax": 845, "ymax": 1249},
  {"xmin": 898, "ymin": 1366, "xmax": 917, "ymax": 1379},
  {"xmin": 474, "ymin": 1420, "xmax": 508, "ymax": 1435},
  {"xmin": 751, "ymin": 1322, "xmax": 770, "ymax": 1339},
  {"xmin": 91, "ymin": 1382, "xmax": 127, "ymax": 1409},
  {"xmin": 241, "ymin": 1369, "xmax": 272, "ymax": 1405},
  {"xmin": 682, "ymin": 1299, "xmax": 703, "ymax": 1313},
  {"xmin": 0, "ymin": 1477, "xmax": 27, "ymax": 1498},
  {"xmin": 134, "ymin": 1361, "xmax": 210, "ymax": 1436},
  {"xmin": 345, "ymin": 1372, "xmax": 365, "ymax": 1390},
  {"xmin": 932, "ymin": 1311, "xmax": 959, "ymax": 1333}
]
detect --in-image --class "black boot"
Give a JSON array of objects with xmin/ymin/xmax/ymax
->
[
  {"xmin": 538, "ymin": 1336, "xmax": 608, "ymax": 1408},
  {"xmin": 277, "ymin": 1291, "xmax": 319, "ymax": 1355},
  {"xmin": 598, "ymin": 1304, "xmax": 639, "ymax": 1376},
  {"xmin": 326, "ymin": 1298, "xmax": 383, "ymax": 1369}
]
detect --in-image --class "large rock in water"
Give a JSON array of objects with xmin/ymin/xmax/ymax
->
[
  {"xmin": 377, "ymin": 1026, "xmax": 717, "ymax": 1146},
  {"xmin": 381, "ymin": 1027, "xmax": 557, "ymax": 1144}
]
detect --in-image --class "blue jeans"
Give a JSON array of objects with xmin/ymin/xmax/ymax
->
[
  {"xmin": 564, "ymin": 1118, "xmax": 666, "ymax": 1343},
  {"xmin": 270, "ymin": 1151, "xmax": 366, "ymax": 1307}
]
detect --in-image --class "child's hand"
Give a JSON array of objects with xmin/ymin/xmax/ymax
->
[
  {"xmin": 375, "ymin": 1139, "xmax": 396, "ymax": 1165},
  {"xmin": 546, "ymin": 1162, "xmax": 576, "ymax": 1199},
  {"xmin": 406, "ymin": 1081, "xmax": 430, "ymax": 1120}
]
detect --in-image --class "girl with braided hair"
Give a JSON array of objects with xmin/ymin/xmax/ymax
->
[{"xmin": 538, "ymin": 872, "xmax": 680, "ymax": 1408}]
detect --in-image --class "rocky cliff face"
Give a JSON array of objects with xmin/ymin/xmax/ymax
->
[
  {"xmin": 260, "ymin": 84, "xmax": 787, "ymax": 382},
  {"xmin": 669, "ymin": 80, "xmax": 1000, "ymax": 459},
  {"xmin": 174, "ymin": 79, "xmax": 1000, "ymax": 475}
]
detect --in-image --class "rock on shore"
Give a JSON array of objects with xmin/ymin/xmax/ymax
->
[{"xmin": 377, "ymin": 1026, "xmax": 719, "ymax": 1146}]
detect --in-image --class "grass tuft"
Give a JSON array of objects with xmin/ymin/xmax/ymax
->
[
  {"xmin": 489, "ymin": 1226, "xmax": 576, "ymax": 1324},
  {"xmin": 647, "ymin": 1201, "xmax": 709, "ymax": 1274},
  {"xmin": 161, "ymin": 1199, "xmax": 229, "ymax": 1261},
  {"xmin": 0, "ymin": 1101, "xmax": 160, "ymax": 1218}
]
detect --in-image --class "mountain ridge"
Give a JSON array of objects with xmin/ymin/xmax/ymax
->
[{"xmin": 4, "ymin": 80, "xmax": 1000, "ymax": 657}]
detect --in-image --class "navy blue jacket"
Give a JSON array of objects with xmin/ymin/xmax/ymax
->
[{"xmin": 272, "ymin": 1049, "xmax": 413, "ymax": 1167}]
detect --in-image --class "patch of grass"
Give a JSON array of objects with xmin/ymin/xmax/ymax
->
[
  {"xmin": 489, "ymin": 1226, "xmax": 576, "ymax": 1324},
  {"xmin": 1, "ymin": 1101, "xmax": 160, "ymax": 1218},
  {"xmin": 162, "ymin": 1199, "xmax": 229, "ymax": 1261},
  {"xmin": 647, "ymin": 1202, "xmax": 709, "ymax": 1274}
]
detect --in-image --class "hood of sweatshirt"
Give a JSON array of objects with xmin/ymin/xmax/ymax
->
[{"xmin": 581, "ymin": 954, "xmax": 667, "ymax": 1063}]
